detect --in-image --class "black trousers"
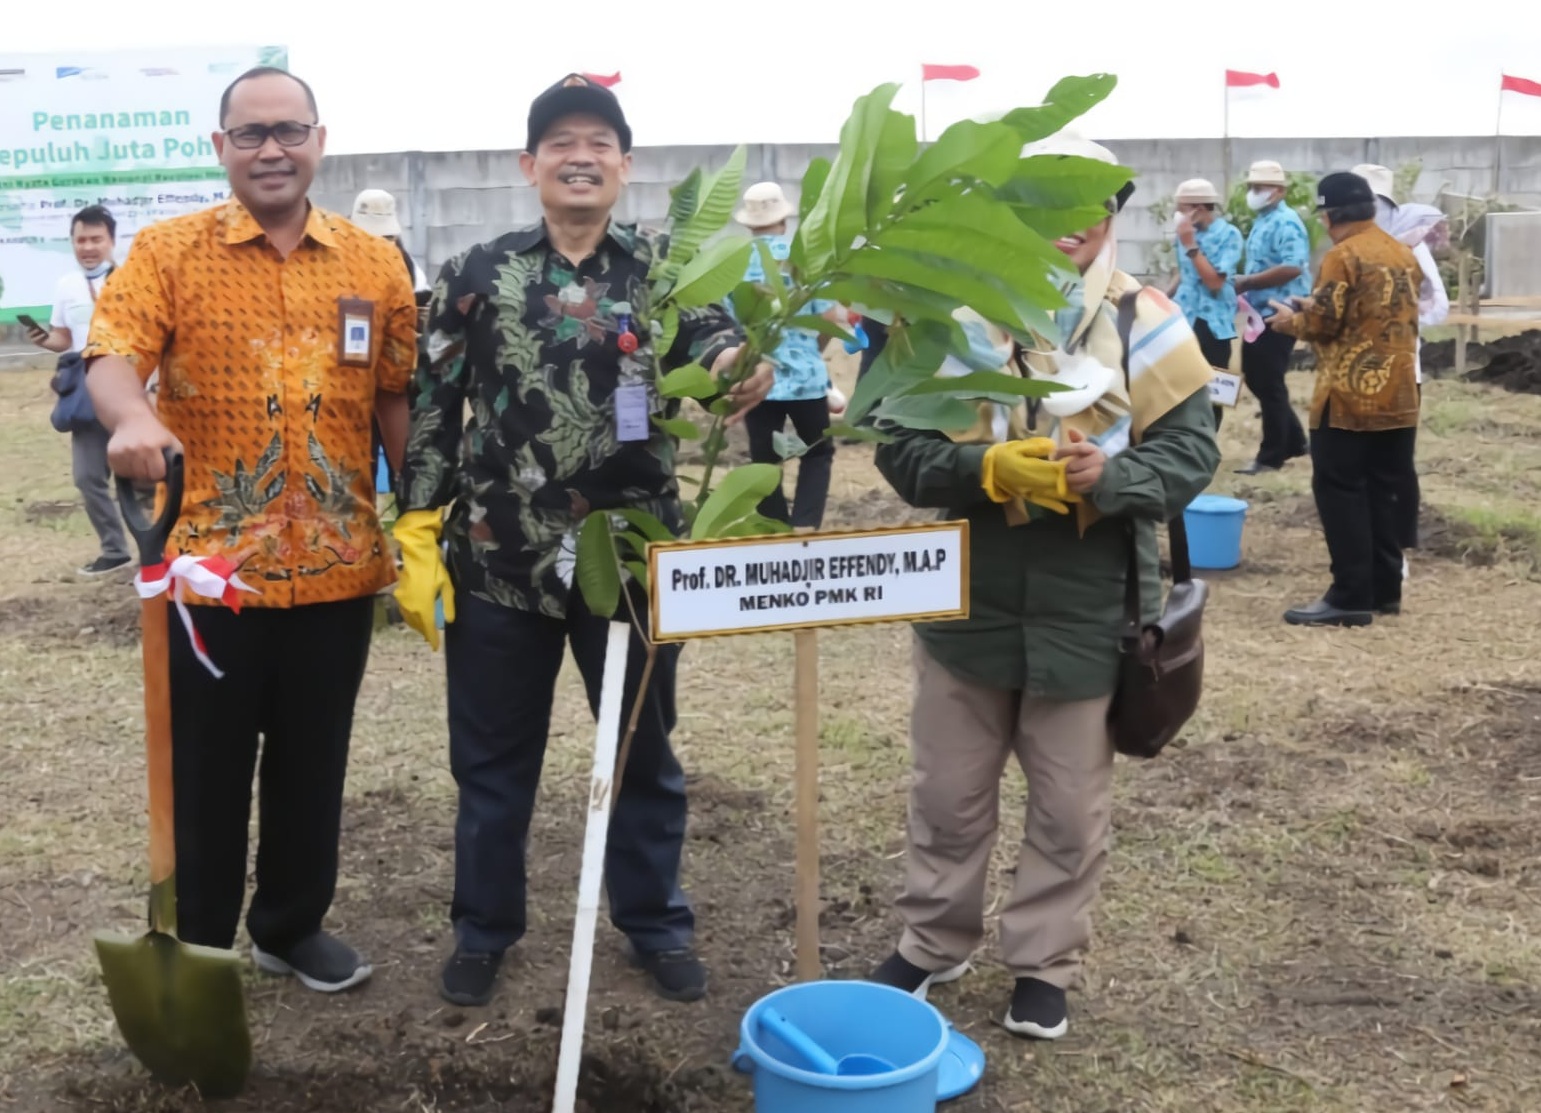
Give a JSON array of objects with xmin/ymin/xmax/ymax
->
[
  {"xmin": 1241, "ymin": 327, "xmax": 1308, "ymax": 467},
  {"xmin": 1192, "ymin": 318, "xmax": 1232, "ymax": 433},
  {"xmin": 169, "ymin": 597, "xmax": 375, "ymax": 951},
  {"xmin": 1310, "ymin": 415, "xmax": 1417, "ymax": 611},
  {"xmin": 744, "ymin": 397, "xmax": 835, "ymax": 529},
  {"xmin": 444, "ymin": 590, "xmax": 691, "ymax": 956},
  {"xmin": 855, "ymin": 318, "xmax": 889, "ymax": 382}
]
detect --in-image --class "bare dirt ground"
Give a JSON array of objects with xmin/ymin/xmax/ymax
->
[{"xmin": 1, "ymin": 353, "xmax": 1538, "ymax": 1113}]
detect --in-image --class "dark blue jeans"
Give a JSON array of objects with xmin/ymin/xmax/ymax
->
[{"xmin": 443, "ymin": 589, "xmax": 692, "ymax": 956}]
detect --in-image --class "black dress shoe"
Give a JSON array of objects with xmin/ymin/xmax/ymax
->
[
  {"xmin": 1284, "ymin": 598, "xmax": 1373, "ymax": 627},
  {"xmin": 1234, "ymin": 460, "xmax": 1280, "ymax": 476},
  {"xmin": 1375, "ymin": 601, "xmax": 1401, "ymax": 616}
]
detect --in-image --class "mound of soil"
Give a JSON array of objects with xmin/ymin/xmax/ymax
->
[{"xmin": 1422, "ymin": 329, "xmax": 1541, "ymax": 395}]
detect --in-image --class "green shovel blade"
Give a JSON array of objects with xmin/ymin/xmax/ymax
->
[{"xmin": 93, "ymin": 928, "xmax": 252, "ymax": 1099}]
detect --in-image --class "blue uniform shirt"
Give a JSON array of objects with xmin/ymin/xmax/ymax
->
[
  {"xmin": 734, "ymin": 233, "xmax": 831, "ymax": 402},
  {"xmin": 1174, "ymin": 217, "xmax": 1243, "ymax": 340},
  {"xmin": 1243, "ymin": 203, "xmax": 1313, "ymax": 318}
]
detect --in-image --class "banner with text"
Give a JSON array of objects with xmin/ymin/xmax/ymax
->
[
  {"xmin": 0, "ymin": 45, "xmax": 286, "ymax": 321},
  {"xmin": 648, "ymin": 522, "xmax": 970, "ymax": 641}
]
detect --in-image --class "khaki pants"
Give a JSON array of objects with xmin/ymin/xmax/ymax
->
[{"xmin": 897, "ymin": 638, "xmax": 1115, "ymax": 990}]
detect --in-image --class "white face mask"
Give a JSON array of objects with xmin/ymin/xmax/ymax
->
[{"xmin": 1245, "ymin": 188, "xmax": 1276, "ymax": 212}]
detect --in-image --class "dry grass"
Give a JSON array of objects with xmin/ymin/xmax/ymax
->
[{"xmin": 1, "ymin": 357, "xmax": 1539, "ymax": 1112}]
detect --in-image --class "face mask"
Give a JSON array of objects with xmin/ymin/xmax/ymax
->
[
  {"xmin": 83, "ymin": 260, "xmax": 111, "ymax": 279},
  {"xmin": 1245, "ymin": 188, "xmax": 1274, "ymax": 212}
]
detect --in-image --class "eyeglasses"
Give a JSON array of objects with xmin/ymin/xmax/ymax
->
[{"xmin": 222, "ymin": 121, "xmax": 320, "ymax": 150}]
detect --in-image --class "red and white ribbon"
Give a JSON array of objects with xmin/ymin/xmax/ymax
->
[{"xmin": 134, "ymin": 555, "xmax": 256, "ymax": 678}]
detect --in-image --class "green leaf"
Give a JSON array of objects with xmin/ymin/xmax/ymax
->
[
  {"xmin": 786, "ymin": 313, "xmax": 858, "ymax": 343},
  {"xmin": 670, "ymin": 237, "xmax": 754, "ymax": 309},
  {"xmin": 905, "ymin": 370, "xmax": 1070, "ymax": 398},
  {"xmin": 663, "ymin": 145, "xmax": 748, "ymax": 281},
  {"xmin": 691, "ymin": 463, "xmax": 782, "ymax": 539},
  {"xmin": 624, "ymin": 560, "xmax": 651, "ymax": 588},
  {"xmin": 653, "ymin": 415, "xmax": 703, "ymax": 439},
  {"xmin": 824, "ymin": 422, "xmax": 895, "ymax": 444},
  {"xmin": 1000, "ymin": 155, "xmax": 1137, "ymax": 211},
  {"xmin": 845, "ymin": 318, "xmax": 955, "ymax": 423},
  {"xmin": 818, "ymin": 278, "xmax": 971, "ymax": 339},
  {"xmin": 576, "ymin": 512, "xmax": 621, "ymax": 618},
  {"xmin": 715, "ymin": 512, "xmax": 792, "ymax": 539},
  {"xmin": 873, "ymin": 394, "xmax": 983, "ymax": 432},
  {"xmin": 792, "ymin": 157, "xmax": 833, "ymax": 272},
  {"xmin": 666, "ymin": 167, "xmax": 703, "ymax": 229},
  {"xmin": 611, "ymin": 508, "xmax": 676, "ymax": 544},
  {"xmin": 727, "ymin": 279, "xmax": 781, "ymax": 331},
  {"xmin": 868, "ymin": 108, "xmax": 918, "ymax": 224},
  {"xmin": 902, "ymin": 120, "xmax": 1021, "ymax": 206},
  {"xmin": 839, "ymin": 247, "xmax": 1042, "ymax": 338},
  {"xmin": 772, "ymin": 429, "xmax": 809, "ymax": 460},
  {"xmin": 997, "ymin": 74, "xmax": 1118, "ymax": 144},
  {"xmin": 1004, "ymin": 201, "xmax": 1119, "ymax": 241},
  {"xmin": 799, "ymin": 158, "xmax": 831, "ymax": 223},
  {"xmin": 658, "ymin": 363, "xmax": 718, "ymax": 400},
  {"xmin": 753, "ymin": 240, "xmax": 788, "ymax": 301},
  {"xmin": 618, "ymin": 530, "xmax": 650, "ymax": 560},
  {"xmin": 800, "ymin": 84, "xmax": 900, "ymax": 273},
  {"xmin": 654, "ymin": 306, "xmax": 680, "ymax": 356}
]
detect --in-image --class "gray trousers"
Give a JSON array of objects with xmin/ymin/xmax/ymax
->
[{"xmin": 71, "ymin": 421, "xmax": 130, "ymax": 561}]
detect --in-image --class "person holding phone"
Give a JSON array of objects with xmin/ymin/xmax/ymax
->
[{"xmin": 28, "ymin": 205, "xmax": 132, "ymax": 576}]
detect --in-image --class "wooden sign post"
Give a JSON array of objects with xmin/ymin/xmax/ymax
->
[{"xmin": 648, "ymin": 522, "xmax": 970, "ymax": 981}]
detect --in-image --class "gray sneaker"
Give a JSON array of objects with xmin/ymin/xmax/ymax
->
[
  {"xmin": 252, "ymin": 932, "xmax": 372, "ymax": 993},
  {"xmin": 78, "ymin": 554, "xmax": 133, "ymax": 577}
]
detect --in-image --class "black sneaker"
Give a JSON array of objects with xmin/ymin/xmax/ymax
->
[
  {"xmin": 869, "ymin": 951, "xmax": 970, "ymax": 1000},
  {"xmin": 439, "ymin": 947, "xmax": 504, "ymax": 1007},
  {"xmin": 1003, "ymin": 977, "xmax": 1068, "ymax": 1040},
  {"xmin": 78, "ymin": 554, "xmax": 132, "ymax": 577},
  {"xmin": 631, "ymin": 946, "xmax": 707, "ymax": 1002},
  {"xmin": 251, "ymin": 932, "xmax": 371, "ymax": 993}
]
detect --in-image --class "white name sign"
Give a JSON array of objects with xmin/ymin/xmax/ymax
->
[
  {"xmin": 1209, "ymin": 369, "xmax": 1243, "ymax": 407},
  {"xmin": 647, "ymin": 522, "xmax": 969, "ymax": 642}
]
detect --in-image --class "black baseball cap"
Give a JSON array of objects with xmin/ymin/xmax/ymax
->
[
  {"xmin": 1316, "ymin": 171, "xmax": 1376, "ymax": 211},
  {"xmin": 526, "ymin": 74, "xmax": 632, "ymax": 153}
]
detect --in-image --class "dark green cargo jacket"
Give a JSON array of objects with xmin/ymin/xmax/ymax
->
[{"xmin": 874, "ymin": 387, "xmax": 1220, "ymax": 700}]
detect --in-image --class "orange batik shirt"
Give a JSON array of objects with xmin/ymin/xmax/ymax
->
[{"xmin": 83, "ymin": 201, "xmax": 417, "ymax": 607}]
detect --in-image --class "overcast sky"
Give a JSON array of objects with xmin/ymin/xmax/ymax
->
[{"xmin": 9, "ymin": 0, "xmax": 1541, "ymax": 153}]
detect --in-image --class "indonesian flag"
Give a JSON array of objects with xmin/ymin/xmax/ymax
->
[
  {"xmin": 582, "ymin": 72, "xmax": 621, "ymax": 88},
  {"xmin": 922, "ymin": 64, "xmax": 980, "ymax": 82},
  {"xmin": 1226, "ymin": 70, "xmax": 1280, "ymax": 89},
  {"xmin": 1501, "ymin": 73, "xmax": 1541, "ymax": 98},
  {"xmin": 135, "ymin": 555, "xmax": 255, "ymax": 678}
]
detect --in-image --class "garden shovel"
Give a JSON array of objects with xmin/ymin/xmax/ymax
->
[{"xmin": 93, "ymin": 450, "xmax": 253, "ymax": 1098}]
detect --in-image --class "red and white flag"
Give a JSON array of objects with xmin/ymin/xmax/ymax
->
[
  {"xmin": 922, "ymin": 63, "xmax": 980, "ymax": 83},
  {"xmin": 1226, "ymin": 69, "xmax": 1280, "ymax": 89},
  {"xmin": 582, "ymin": 71, "xmax": 621, "ymax": 88},
  {"xmin": 1501, "ymin": 73, "xmax": 1541, "ymax": 98},
  {"xmin": 135, "ymin": 555, "xmax": 255, "ymax": 678}
]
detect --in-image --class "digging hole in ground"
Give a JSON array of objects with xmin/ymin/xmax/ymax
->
[{"xmin": 59, "ymin": 1048, "xmax": 738, "ymax": 1113}]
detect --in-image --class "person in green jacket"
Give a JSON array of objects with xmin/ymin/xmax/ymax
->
[{"xmin": 868, "ymin": 131, "xmax": 1220, "ymax": 1040}]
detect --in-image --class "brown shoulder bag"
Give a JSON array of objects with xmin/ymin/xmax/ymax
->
[{"xmin": 1106, "ymin": 290, "xmax": 1209, "ymax": 759}]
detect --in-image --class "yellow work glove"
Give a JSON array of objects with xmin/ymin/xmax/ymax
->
[
  {"xmin": 981, "ymin": 438, "xmax": 1081, "ymax": 516},
  {"xmin": 392, "ymin": 509, "xmax": 455, "ymax": 650}
]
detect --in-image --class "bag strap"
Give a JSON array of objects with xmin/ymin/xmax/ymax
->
[{"xmin": 1114, "ymin": 290, "xmax": 1193, "ymax": 640}]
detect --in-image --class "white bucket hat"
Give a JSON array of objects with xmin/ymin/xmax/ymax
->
[
  {"xmin": 1175, "ymin": 177, "xmax": 1221, "ymax": 204},
  {"xmin": 1351, "ymin": 163, "xmax": 1396, "ymax": 202},
  {"xmin": 350, "ymin": 189, "xmax": 402, "ymax": 237},
  {"xmin": 1246, "ymin": 160, "xmax": 1288, "ymax": 187},
  {"xmin": 734, "ymin": 181, "xmax": 792, "ymax": 229}
]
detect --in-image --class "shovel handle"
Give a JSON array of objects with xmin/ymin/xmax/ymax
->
[
  {"xmin": 118, "ymin": 450, "xmax": 183, "ymax": 917},
  {"xmin": 116, "ymin": 449, "xmax": 184, "ymax": 567}
]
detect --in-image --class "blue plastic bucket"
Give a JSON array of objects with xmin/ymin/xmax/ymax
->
[
  {"xmin": 375, "ymin": 448, "xmax": 390, "ymax": 494},
  {"xmin": 1184, "ymin": 494, "xmax": 1249, "ymax": 570},
  {"xmin": 737, "ymin": 981, "xmax": 948, "ymax": 1113}
]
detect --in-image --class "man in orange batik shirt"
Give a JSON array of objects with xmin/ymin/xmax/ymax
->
[{"xmin": 84, "ymin": 66, "xmax": 417, "ymax": 992}]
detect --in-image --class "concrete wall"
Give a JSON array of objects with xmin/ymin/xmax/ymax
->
[{"xmin": 313, "ymin": 136, "xmax": 1541, "ymax": 282}]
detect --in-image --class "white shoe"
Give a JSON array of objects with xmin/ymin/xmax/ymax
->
[{"xmin": 1402, "ymin": 557, "xmax": 1410, "ymax": 581}]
